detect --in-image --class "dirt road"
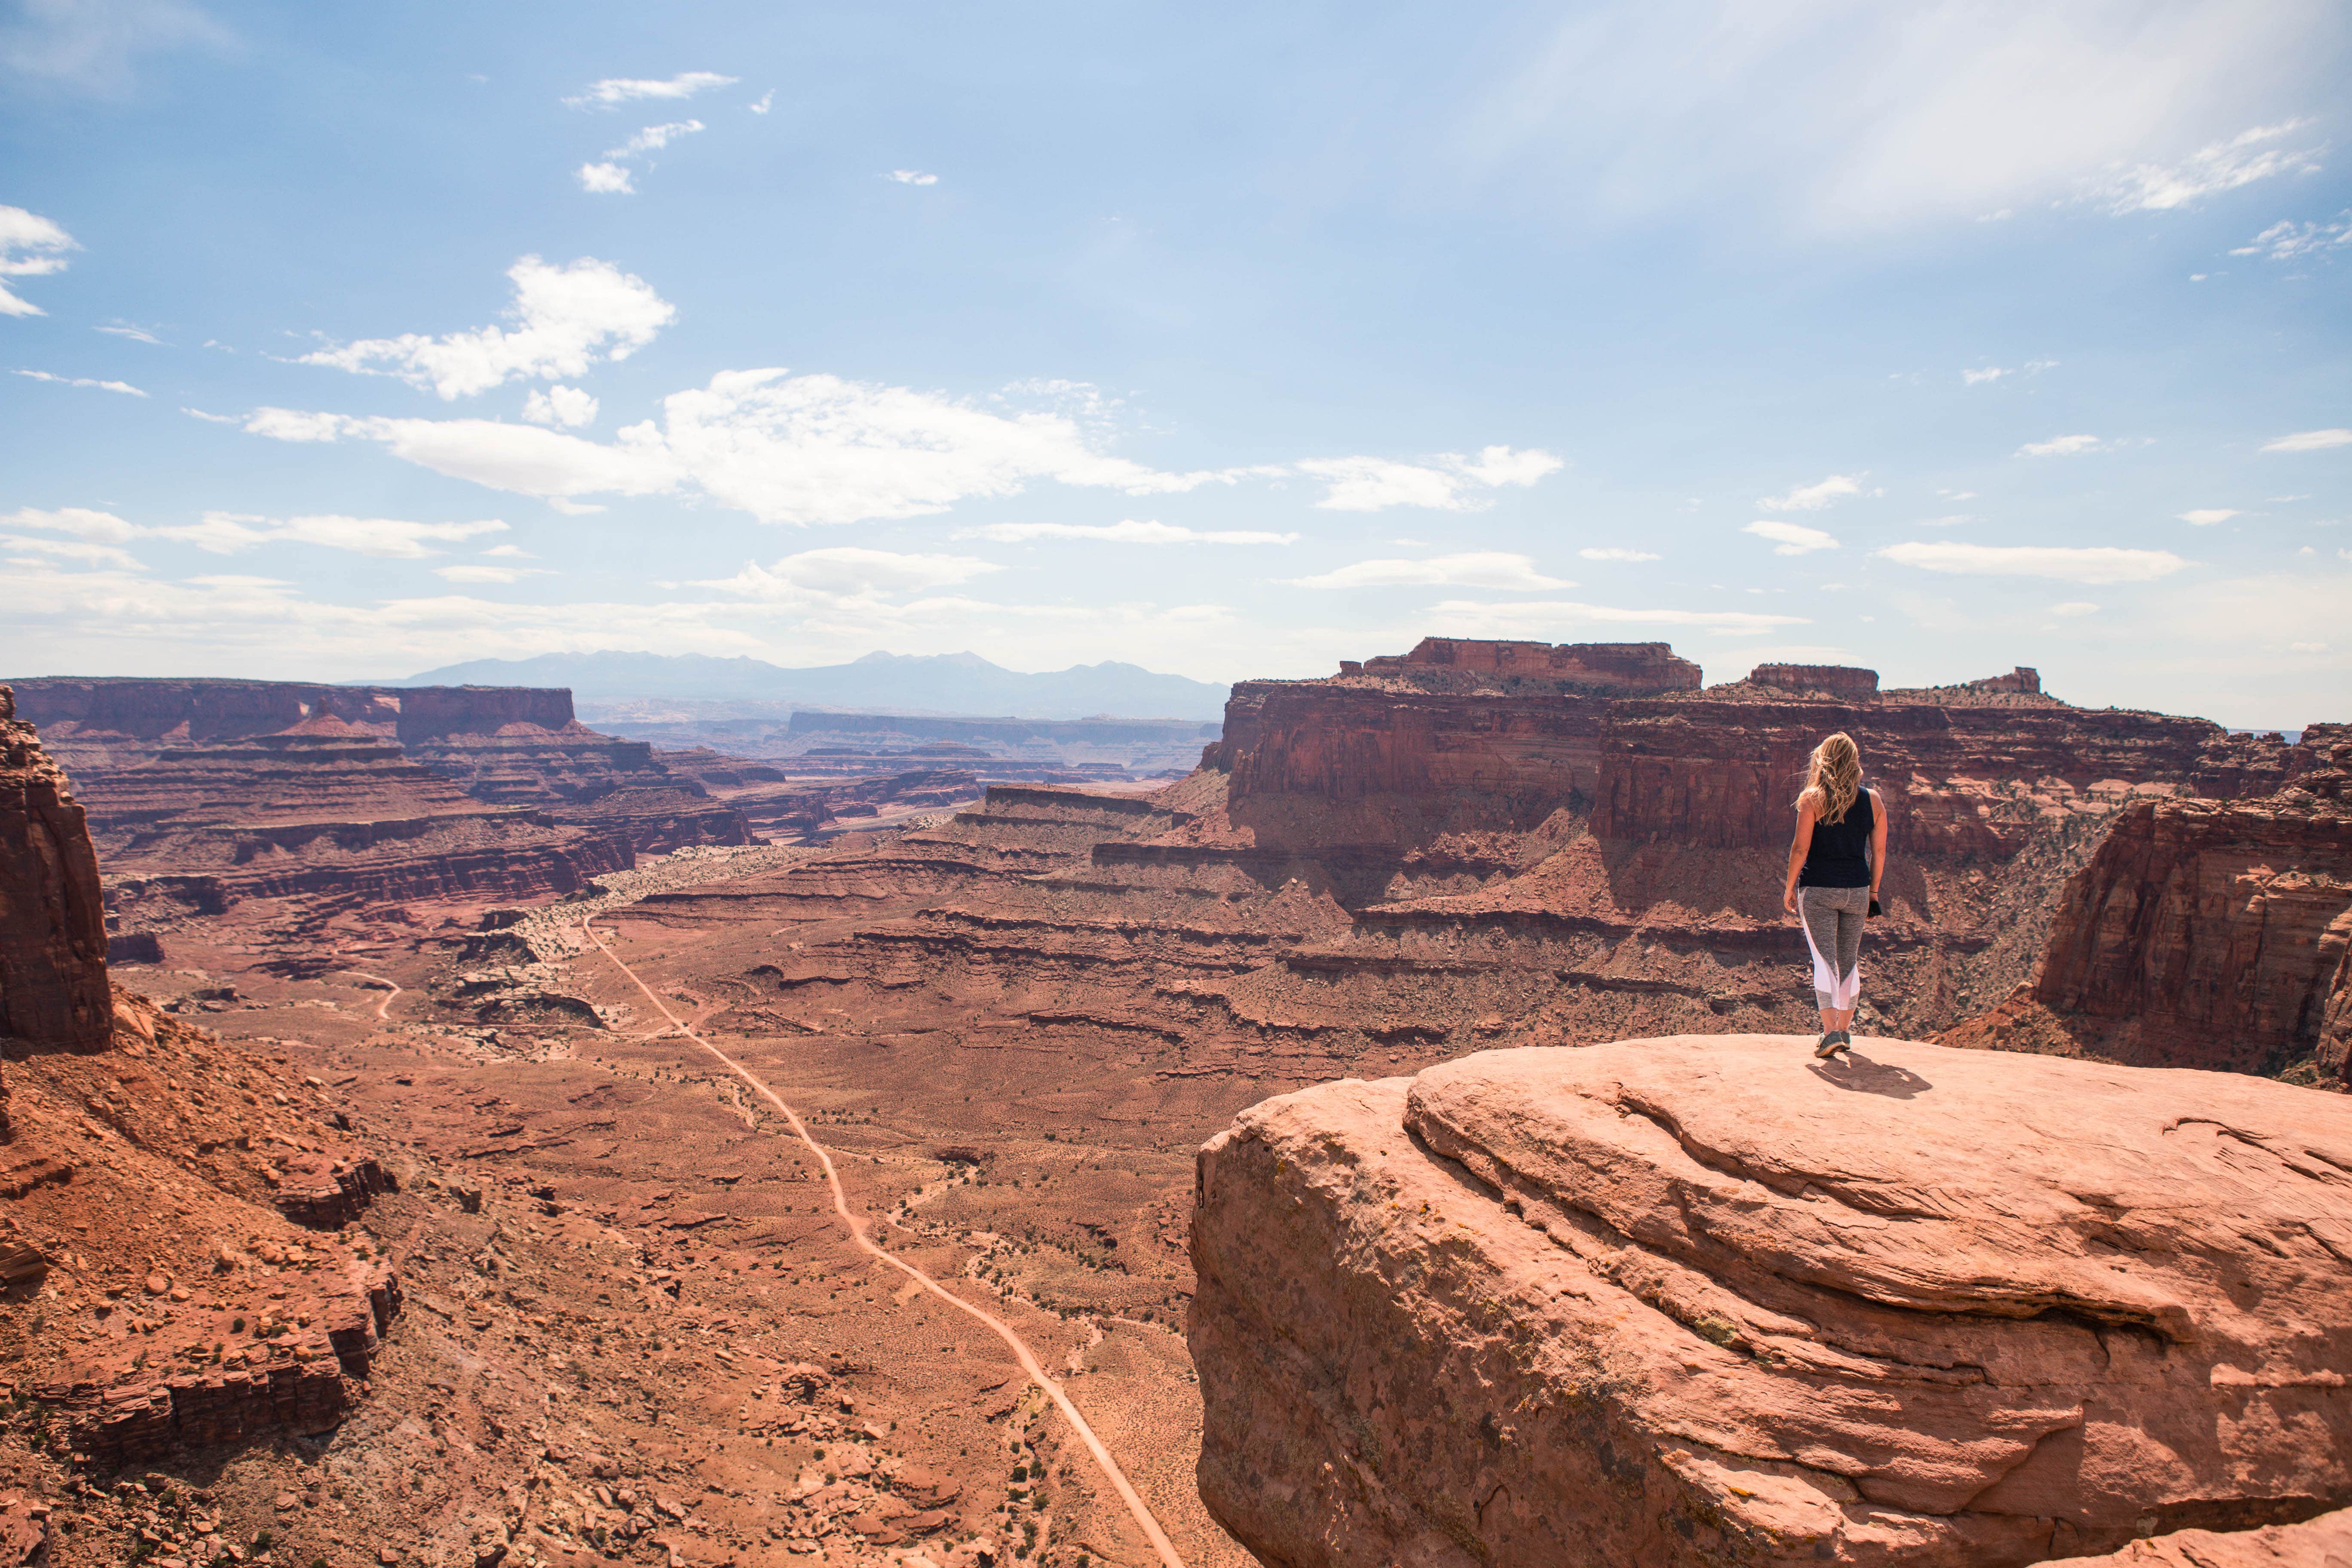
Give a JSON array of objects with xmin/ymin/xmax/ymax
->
[{"xmin": 582, "ymin": 913, "xmax": 1190, "ymax": 1568}]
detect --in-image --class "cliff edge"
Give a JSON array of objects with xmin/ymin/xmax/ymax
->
[
  {"xmin": 0, "ymin": 685, "xmax": 109, "ymax": 1050},
  {"xmin": 1191, "ymin": 1037, "xmax": 2352, "ymax": 1567}
]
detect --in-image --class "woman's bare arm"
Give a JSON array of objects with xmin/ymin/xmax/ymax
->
[
  {"xmin": 1782, "ymin": 796, "xmax": 1816, "ymax": 914},
  {"xmin": 1869, "ymin": 788, "xmax": 1888, "ymax": 900}
]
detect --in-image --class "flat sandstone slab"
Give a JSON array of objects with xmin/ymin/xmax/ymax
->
[{"xmin": 1190, "ymin": 1035, "xmax": 2352, "ymax": 1568}]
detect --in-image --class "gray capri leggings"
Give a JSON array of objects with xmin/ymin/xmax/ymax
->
[{"xmin": 1798, "ymin": 885, "xmax": 1869, "ymax": 1011}]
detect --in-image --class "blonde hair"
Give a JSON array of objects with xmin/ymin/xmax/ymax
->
[{"xmin": 1799, "ymin": 732, "xmax": 1862, "ymax": 824}]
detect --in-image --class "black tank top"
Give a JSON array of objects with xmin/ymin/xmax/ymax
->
[{"xmin": 1798, "ymin": 788, "xmax": 1874, "ymax": 888}]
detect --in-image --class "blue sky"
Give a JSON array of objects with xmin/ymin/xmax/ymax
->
[{"xmin": 2, "ymin": 0, "xmax": 2347, "ymax": 727}]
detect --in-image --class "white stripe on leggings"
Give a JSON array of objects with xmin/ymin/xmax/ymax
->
[{"xmin": 1798, "ymin": 887, "xmax": 1862, "ymax": 1011}]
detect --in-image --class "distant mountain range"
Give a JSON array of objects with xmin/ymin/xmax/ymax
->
[{"xmin": 380, "ymin": 650, "xmax": 1233, "ymax": 721}]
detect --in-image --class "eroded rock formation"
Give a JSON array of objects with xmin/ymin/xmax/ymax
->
[
  {"xmin": 1945, "ymin": 724, "xmax": 2352, "ymax": 1084},
  {"xmin": 0, "ymin": 686, "xmax": 109, "ymax": 1051},
  {"xmin": 1191, "ymin": 1037, "xmax": 2352, "ymax": 1568}
]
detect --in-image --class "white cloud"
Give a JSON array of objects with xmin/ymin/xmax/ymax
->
[
  {"xmin": 435, "ymin": 563, "xmax": 550, "ymax": 584},
  {"xmin": 95, "ymin": 322, "xmax": 163, "ymax": 344},
  {"xmin": 2231, "ymin": 211, "xmax": 2352, "ymax": 260},
  {"xmin": 610, "ymin": 119, "xmax": 702, "ymax": 156},
  {"xmin": 244, "ymin": 406, "xmax": 346, "ymax": 441},
  {"xmin": 2089, "ymin": 121, "xmax": 2324, "ymax": 215},
  {"xmin": 749, "ymin": 90, "xmax": 774, "ymax": 114},
  {"xmin": 1961, "ymin": 358, "xmax": 2057, "ymax": 385},
  {"xmin": 12, "ymin": 368, "xmax": 146, "ymax": 396},
  {"xmin": 1295, "ymin": 446, "xmax": 1563, "ymax": 511},
  {"xmin": 1876, "ymin": 541, "xmax": 2187, "ymax": 583},
  {"xmin": 522, "ymin": 385, "xmax": 598, "ymax": 429},
  {"xmin": 2262, "ymin": 428, "xmax": 2352, "ymax": 453},
  {"xmin": 1579, "ymin": 547, "xmax": 1660, "ymax": 561},
  {"xmin": 887, "ymin": 170, "xmax": 940, "ymax": 186},
  {"xmin": 480, "ymin": 543, "xmax": 535, "ymax": 558},
  {"xmin": 1285, "ymin": 552, "xmax": 1571, "ymax": 591},
  {"xmin": 1756, "ymin": 474, "xmax": 1862, "ymax": 511},
  {"xmin": 564, "ymin": 72, "xmax": 737, "ymax": 109},
  {"xmin": 0, "ymin": 533, "xmax": 141, "ymax": 570},
  {"xmin": 1424, "ymin": 599, "xmax": 1807, "ymax": 637},
  {"xmin": 2051, "ymin": 601, "xmax": 2101, "ymax": 616},
  {"xmin": 1453, "ymin": 3, "xmax": 2338, "ymax": 234},
  {"xmin": 2018, "ymin": 433, "xmax": 2103, "ymax": 456},
  {"xmin": 2, "ymin": 505, "xmax": 503, "ymax": 562},
  {"xmin": 2178, "ymin": 508, "xmax": 2239, "ymax": 526},
  {"xmin": 146, "ymin": 512, "xmax": 508, "ymax": 559},
  {"xmin": 696, "ymin": 548, "xmax": 1001, "ymax": 602},
  {"xmin": 956, "ymin": 519, "xmax": 1296, "ymax": 545},
  {"xmin": 576, "ymin": 162, "xmax": 635, "ymax": 194},
  {"xmin": 1743, "ymin": 520, "xmax": 1838, "ymax": 555},
  {"xmin": 2291, "ymin": 640, "xmax": 2328, "ymax": 653},
  {"xmin": 3, "ymin": 505, "xmax": 140, "ymax": 543},
  {"xmin": 1916, "ymin": 514, "xmax": 1973, "ymax": 529},
  {"xmin": 298, "ymin": 255, "xmax": 674, "ymax": 398},
  {"xmin": 180, "ymin": 407, "xmax": 237, "ymax": 425}
]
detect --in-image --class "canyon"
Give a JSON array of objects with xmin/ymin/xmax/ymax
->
[{"xmin": 1, "ymin": 637, "xmax": 2345, "ymax": 1568}]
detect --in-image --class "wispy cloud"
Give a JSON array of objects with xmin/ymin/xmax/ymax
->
[
  {"xmin": 1285, "ymin": 552, "xmax": 1569, "ymax": 591},
  {"xmin": 181, "ymin": 407, "xmax": 238, "ymax": 424},
  {"xmin": 564, "ymin": 71, "xmax": 737, "ymax": 109},
  {"xmin": 887, "ymin": 169, "xmax": 940, "ymax": 186},
  {"xmin": 2087, "ymin": 121, "xmax": 2325, "ymax": 215},
  {"xmin": 2231, "ymin": 211, "xmax": 2352, "ymax": 261},
  {"xmin": 148, "ymin": 512, "xmax": 508, "ymax": 558},
  {"xmin": 0, "ymin": 205, "xmax": 76, "ymax": 317},
  {"xmin": 749, "ymin": 90, "xmax": 774, "ymax": 114},
  {"xmin": 95, "ymin": 322, "xmax": 164, "ymax": 345},
  {"xmin": 4, "ymin": 505, "xmax": 505, "ymax": 561},
  {"xmin": 1578, "ymin": 547, "xmax": 1660, "ymax": 561},
  {"xmin": 2178, "ymin": 508, "xmax": 2239, "ymax": 526},
  {"xmin": 576, "ymin": 162, "xmax": 634, "ymax": 194},
  {"xmin": 435, "ymin": 563, "xmax": 551, "ymax": 584},
  {"xmin": 2051, "ymin": 601, "xmax": 2101, "ymax": 616},
  {"xmin": 14, "ymin": 368, "xmax": 146, "ymax": 396},
  {"xmin": 1961, "ymin": 358, "xmax": 2057, "ymax": 385},
  {"xmin": 2262, "ymin": 428, "xmax": 2352, "ymax": 454},
  {"xmin": 957, "ymin": 520, "xmax": 1295, "ymax": 545},
  {"xmin": 297, "ymin": 255, "xmax": 674, "ymax": 398},
  {"xmin": 609, "ymin": 119, "xmax": 703, "ymax": 156},
  {"xmin": 2018, "ymin": 433, "xmax": 2103, "ymax": 457},
  {"xmin": 1294, "ymin": 446, "xmax": 1562, "ymax": 511},
  {"xmin": 1756, "ymin": 474, "xmax": 1865, "ymax": 511},
  {"xmin": 0, "ymin": 0, "xmax": 229, "ymax": 93},
  {"xmin": 1743, "ymin": 520, "xmax": 1837, "ymax": 555},
  {"xmin": 1877, "ymin": 541, "xmax": 2186, "ymax": 583},
  {"xmin": 696, "ymin": 547, "xmax": 1000, "ymax": 602}
]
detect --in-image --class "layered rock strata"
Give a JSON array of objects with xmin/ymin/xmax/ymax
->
[
  {"xmin": 1190, "ymin": 1037, "xmax": 2352, "ymax": 1568},
  {"xmin": 0, "ymin": 685, "xmax": 110, "ymax": 1051},
  {"xmin": 1945, "ymin": 725, "xmax": 2352, "ymax": 1084}
]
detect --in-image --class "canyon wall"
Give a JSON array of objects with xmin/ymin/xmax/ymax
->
[
  {"xmin": 0, "ymin": 686, "xmax": 110, "ymax": 1050},
  {"xmin": 1947, "ymin": 725, "xmax": 2352, "ymax": 1083},
  {"xmin": 1191, "ymin": 1038, "xmax": 2352, "ymax": 1568}
]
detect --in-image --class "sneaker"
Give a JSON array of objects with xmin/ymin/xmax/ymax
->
[
  {"xmin": 1831, "ymin": 1029, "xmax": 1852, "ymax": 1054},
  {"xmin": 1813, "ymin": 1033, "xmax": 1842, "ymax": 1059}
]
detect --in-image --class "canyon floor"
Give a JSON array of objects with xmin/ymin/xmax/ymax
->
[{"xmin": 5, "ymin": 821, "xmax": 1278, "ymax": 1568}]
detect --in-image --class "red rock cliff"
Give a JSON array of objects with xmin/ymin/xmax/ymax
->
[
  {"xmin": 0, "ymin": 686, "xmax": 110, "ymax": 1050},
  {"xmin": 1949, "ymin": 724, "xmax": 2352, "ymax": 1083}
]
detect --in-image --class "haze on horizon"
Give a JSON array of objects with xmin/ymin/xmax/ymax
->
[{"xmin": 2, "ymin": 0, "xmax": 2347, "ymax": 730}]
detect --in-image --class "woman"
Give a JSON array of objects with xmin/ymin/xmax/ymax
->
[{"xmin": 1780, "ymin": 732, "xmax": 1886, "ymax": 1060}]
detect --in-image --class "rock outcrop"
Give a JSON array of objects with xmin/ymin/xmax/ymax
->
[
  {"xmin": 1945, "ymin": 724, "xmax": 2352, "ymax": 1084},
  {"xmin": 0, "ymin": 686, "xmax": 110, "ymax": 1051},
  {"xmin": 1191, "ymin": 1037, "xmax": 2352, "ymax": 1568}
]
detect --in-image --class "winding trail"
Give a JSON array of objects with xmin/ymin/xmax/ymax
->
[
  {"xmin": 346, "ymin": 971, "xmax": 402, "ymax": 1021},
  {"xmin": 581, "ymin": 914, "xmax": 1188, "ymax": 1568}
]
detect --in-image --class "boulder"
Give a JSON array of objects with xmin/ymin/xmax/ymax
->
[{"xmin": 1191, "ymin": 1036, "xmax": 2352, "ymax": 1568}]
